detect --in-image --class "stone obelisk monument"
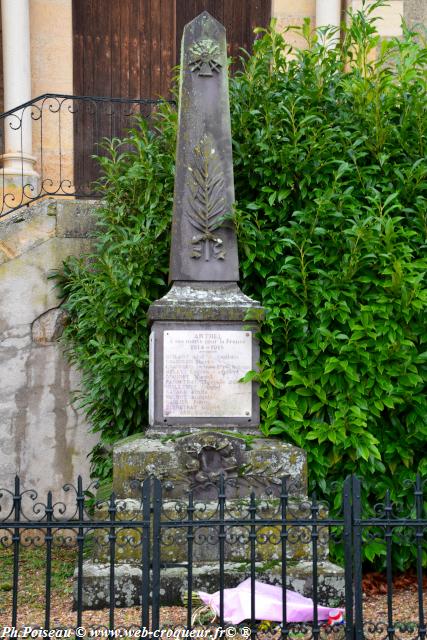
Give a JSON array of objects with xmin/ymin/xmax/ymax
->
[
  {"xmin": 116, "ymin": 7, "xmax": 305, "ymax": 545},
  {"xmin": 76, "ymin": 13, "xmax": 344, "ymax": 609},
  {"xmin": 147, "ymin": 11, "xmax": 263, "ymax": 431}
]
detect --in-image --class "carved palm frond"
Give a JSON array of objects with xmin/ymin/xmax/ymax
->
[{"xmin": 186, "ymin": 134, "xmax": 225, "ymax": 234}]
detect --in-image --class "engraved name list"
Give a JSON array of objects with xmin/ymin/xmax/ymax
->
[{"xmin": 163, "ymin": 330, "xmax": 252, "ymax": 418}]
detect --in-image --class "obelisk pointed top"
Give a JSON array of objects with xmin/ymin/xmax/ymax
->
[
  {"xmin": 169, "ymin": 11, "xmax": 239, "ymax": 283},
  {"xmin": 189, "ymin": 10, "xmax": 223, "ymax": 24}
]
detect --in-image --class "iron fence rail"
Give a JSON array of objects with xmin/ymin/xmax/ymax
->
[
  {"xmin": 0, "ymin": 94, "xmax": 173, "ymax": 218},
  {"xmin": 0, "ymin": 474, "xmax": 426, "ymax": 639}
]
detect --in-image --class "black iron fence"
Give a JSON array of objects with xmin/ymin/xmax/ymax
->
[
  {"xmin": 0, "ymin": 94, "xmax": 171, "ymax": 219},
  {"xmin": 0, "ymin": 475, "xmax": 426, "ymax": 638}
]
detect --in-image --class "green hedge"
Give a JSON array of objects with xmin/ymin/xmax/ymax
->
[{"xmin": 58, "ymin": 1, "xmax": 427, "ymax": 570}]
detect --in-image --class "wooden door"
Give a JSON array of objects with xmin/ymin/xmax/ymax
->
[
  {"xmin": 72, "ymin": 0, "xmax": 271, "ymax": 192},
  {"xmin": 73, "ymin": 0, "xmax": 176, "ymax": 102}
]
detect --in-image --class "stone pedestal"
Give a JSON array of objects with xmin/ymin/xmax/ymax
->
[
  {"xmin": 75, "ymin": 431, "xmax": 345, "ymax": 609},
  {"xmin": 148, "ymin": 282, "xmax": 264, "ymax": 430}
]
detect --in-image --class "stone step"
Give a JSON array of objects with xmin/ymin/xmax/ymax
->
[
  {"xmin": 74, "ymin": 559, "xmax": 345, "ymax": 610},
  {"xmin": 90, "ymin": 497, "xmax": 329, "ymax": 565}
]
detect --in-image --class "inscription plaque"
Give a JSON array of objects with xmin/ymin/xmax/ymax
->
[
  {"xmin": 148, "ymin": 332, "xmax": 155, "ymax": 426},
  {"xmin": 163, "ymin": 330, "xmax": 252, "ymax": 418}
]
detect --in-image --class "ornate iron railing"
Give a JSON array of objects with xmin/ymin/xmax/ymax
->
[
  {"xmin": 0, "ymin": 94, "xmax": 171, "ymax": 219},
  {"xmin": 0, "ymin": 474, "xmax": 426, "ymax": 636}
]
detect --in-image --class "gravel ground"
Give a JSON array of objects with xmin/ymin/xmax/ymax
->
[
  {"xmin": 1, "ymin": 580, "xmax": 426, "ymax": 633},
  {"xmin": 0, "ymin": 549, "xmax": 425, "ymax": 634},
  {"xmin": 362, "ymin": 590, "xmax": 426, "ymax": 637}
]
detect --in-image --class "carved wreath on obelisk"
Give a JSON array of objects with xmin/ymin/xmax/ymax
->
[
  {"xmin": 186, "ymin": 134, "xmax": 226, "ymax": 261},
  {"xmin": 188, "ymin": 39, "xmax": 222, "ymax": 77}
]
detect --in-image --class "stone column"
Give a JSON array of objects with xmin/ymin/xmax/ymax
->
[
  {"xmin": 316, "ymin": 0, "xmax": 341, "ymax": 46},
  {"xmin": 1, "ymin": 0, "xmax": 38, "ymax": 185}
]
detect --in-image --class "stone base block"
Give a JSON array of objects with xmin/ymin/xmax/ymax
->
[
  {"xmin": 74, "ymin": 560, "xmax": 345, "ymax": 610},
  {"xmin": 113, "ymin": 431, "xmax": 307, "ymax": 501}
]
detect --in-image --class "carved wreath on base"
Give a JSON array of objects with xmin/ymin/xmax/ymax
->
[{"xmin": 184, "ymin": 438, "xmax": 239, "ymax": 485}]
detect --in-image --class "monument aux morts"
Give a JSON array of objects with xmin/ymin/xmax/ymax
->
[
  {"xmin": 76, "ymin": 12, "xmax": 344, "ymax": 608},
  {"xmin": 148, "ymin": 5, "xmax": 260, "ymax": 432}
]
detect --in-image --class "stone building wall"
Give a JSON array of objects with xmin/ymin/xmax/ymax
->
[
  {"xmin": 272, "ymin": 0, "xmax": 427, "ymax": 43},
  {"xmin": 29, "ymin": 0, "xmax": 74, "ymax": 187},
  {"xmin": 0, "ymin": 199, "xmax": 99, "ymax": 500},
  {"xmin": 403, "ymin": 0, "xmax": 427, "ymax": 28},
  {"xmin": 272, "ymin": 0, "xmax": 317, "ymax": 48}
]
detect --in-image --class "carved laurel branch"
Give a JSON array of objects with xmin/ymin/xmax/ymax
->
[{"xmin": 186, "ymin": 134, "xmax": 226, "ymax": 261}]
